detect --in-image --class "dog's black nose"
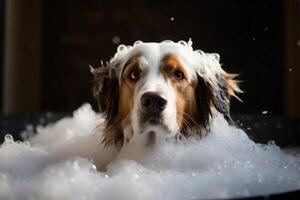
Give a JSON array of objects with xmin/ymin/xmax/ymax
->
[{"xmin": 141, "ymin": 92, "xmax": 167, "ymax": 113}]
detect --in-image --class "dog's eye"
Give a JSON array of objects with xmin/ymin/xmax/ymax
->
[
  {"xmin": 173, "ymin": 70, "xmax": 185, "ymax": 81},
  {"xmin": 129, "ymin": 69, "xmax": 141, "ymax": 81}
]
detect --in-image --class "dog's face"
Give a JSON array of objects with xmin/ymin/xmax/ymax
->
[
  {"xmin": 120, "ymin": 52, "xmax": 197, "ymax": 137},
  {"xmin": 92, "ymin": 41, "xmax": 240, "ymax": 148}
]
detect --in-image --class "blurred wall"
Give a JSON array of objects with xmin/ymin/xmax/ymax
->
[
  {"xmin": 41, "ymin": 0, "xmax": 286, "ymax": 116},
  {"xmin": 2, "ymin": 0, "xmax": 300, "ymax": 117},
  {"xmin": 3, "ymin": 0, "xmax": 42, "ymax": 113},
  {"xmin": 0, "ymin": 0, "xmax": 4, "ymax": 112},
  {"xmin": 285, "ymin": 0, "xmax": 300, "ymax": 117}
]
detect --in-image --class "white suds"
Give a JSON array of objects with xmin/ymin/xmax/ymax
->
[{"xmin": 0, "ymin": 104, "xmax": 300, "ymax": 200}]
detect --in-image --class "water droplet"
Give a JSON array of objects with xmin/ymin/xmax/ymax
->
[
  {"xmin": 170, "ymin": 17, "xmax": 175, "ymax": 21},
  {"xmin": 112, "ymin": 36, "xmax": 120, "ymax": 45},
  {"xmin": 262, "ymin": 110, "xmax": 268, "ymax": 115},
  {"xmin": 289, "ymin": 68, "xmax": 292, "ymax": 72},
  {"xmin": 104, "ymin": 174, "xmax": 109, "ymax": 178}
]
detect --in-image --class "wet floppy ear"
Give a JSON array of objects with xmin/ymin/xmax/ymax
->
[
  {"xmin": 91, "ymin": 63, "xmax": 120, "ymax": 126},
  {"xmin": 195, "ymin": 73, "xmax": 241, "ymax": 128},
  {"xmin": 212, "ymin": 73, "xmax": 241, "ymax": 121}
]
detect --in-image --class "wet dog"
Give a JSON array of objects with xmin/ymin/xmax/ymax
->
[{"xmin": 91, "ymin": 40, "xmax": 241, "ymax": 156}]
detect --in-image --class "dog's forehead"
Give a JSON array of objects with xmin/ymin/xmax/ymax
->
[
  {"xmin": 115, "ymin": 42, "xmax": 194, "ymax": 77},
  {"xmin": 128, "ymin": 43, "xmax": 195, "ymax": 73}
]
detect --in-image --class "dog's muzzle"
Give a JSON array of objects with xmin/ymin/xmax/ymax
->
[{"xmin": 140, "ymin": 92, "xmax": 167, "ymax": 124}]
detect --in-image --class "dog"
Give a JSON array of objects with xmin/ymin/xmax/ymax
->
[{"xmin": 91, "ymin": 40, "xmax": 241, "ymax": 158}]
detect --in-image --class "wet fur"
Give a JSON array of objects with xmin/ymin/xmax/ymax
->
[{"xmin": 92, "ymin": 49, "xmax": 240, "ymax": 149}]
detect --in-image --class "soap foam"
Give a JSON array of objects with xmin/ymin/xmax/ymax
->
[{"xmin": 1, "ymin": 104, "xmax": 300, "ymax": 200}]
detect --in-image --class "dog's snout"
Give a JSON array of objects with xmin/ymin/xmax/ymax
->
[{"xmin": 141, "ymin": 92, "xmax": 167, "ymax": 113}]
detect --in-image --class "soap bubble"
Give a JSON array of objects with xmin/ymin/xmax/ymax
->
[
  {"xmin": 4, "ymin": 134, "xmax": 14, "ymax": 144},
  {"xmin": 117, "ymin": 44, "xmax": 127, "ymax": 52}
]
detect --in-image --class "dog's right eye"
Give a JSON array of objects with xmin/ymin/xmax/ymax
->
[
  {"xmin": 129, "ymin": 69, "xmax": 141, "ymax": 81},
  {"xmin": 173, "ymin": 70, "xmax": 185, "ymax": 81}
]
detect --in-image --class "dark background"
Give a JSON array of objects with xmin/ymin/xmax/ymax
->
[{"xmin": 1, "ymin": 0, "xmax": 300, "ymax": 117}]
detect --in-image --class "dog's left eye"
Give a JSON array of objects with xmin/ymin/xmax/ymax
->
[
  {"xmin": 173, "ymin": 70, "xmax": 185, "ymax": 81},
  {"xmin": 129, "ymin": 69, "xmax": 141, "ymax": 81}
]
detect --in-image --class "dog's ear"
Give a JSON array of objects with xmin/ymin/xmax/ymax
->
[
  {"xmin": 91, "ymin": 63, "xmax": 119, "ymax": 126},
  {"xmin": 195, "ymin": 73, "xmax": 241, "ymax": 128},
  {"xmin": 212, "ymin": 73, "xmax": 241, "ymax": 120}
]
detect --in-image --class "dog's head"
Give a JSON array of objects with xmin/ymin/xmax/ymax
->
[{"xmin": 92, "ymin": 40, "xmax": 241, "ymax": 148}]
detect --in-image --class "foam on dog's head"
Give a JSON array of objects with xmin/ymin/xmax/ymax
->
[{"xmin": 109, "ymin": 40, "xmax": 226, "ymax": 89}]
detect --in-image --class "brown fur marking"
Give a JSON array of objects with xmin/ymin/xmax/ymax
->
[
  {"xmin": 102, "ymin": 56, "xmax": 140, "ymax": 146},
  {"xmin": 161, "ymin": 54, "xmax": 201, "ymax": 136}
]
